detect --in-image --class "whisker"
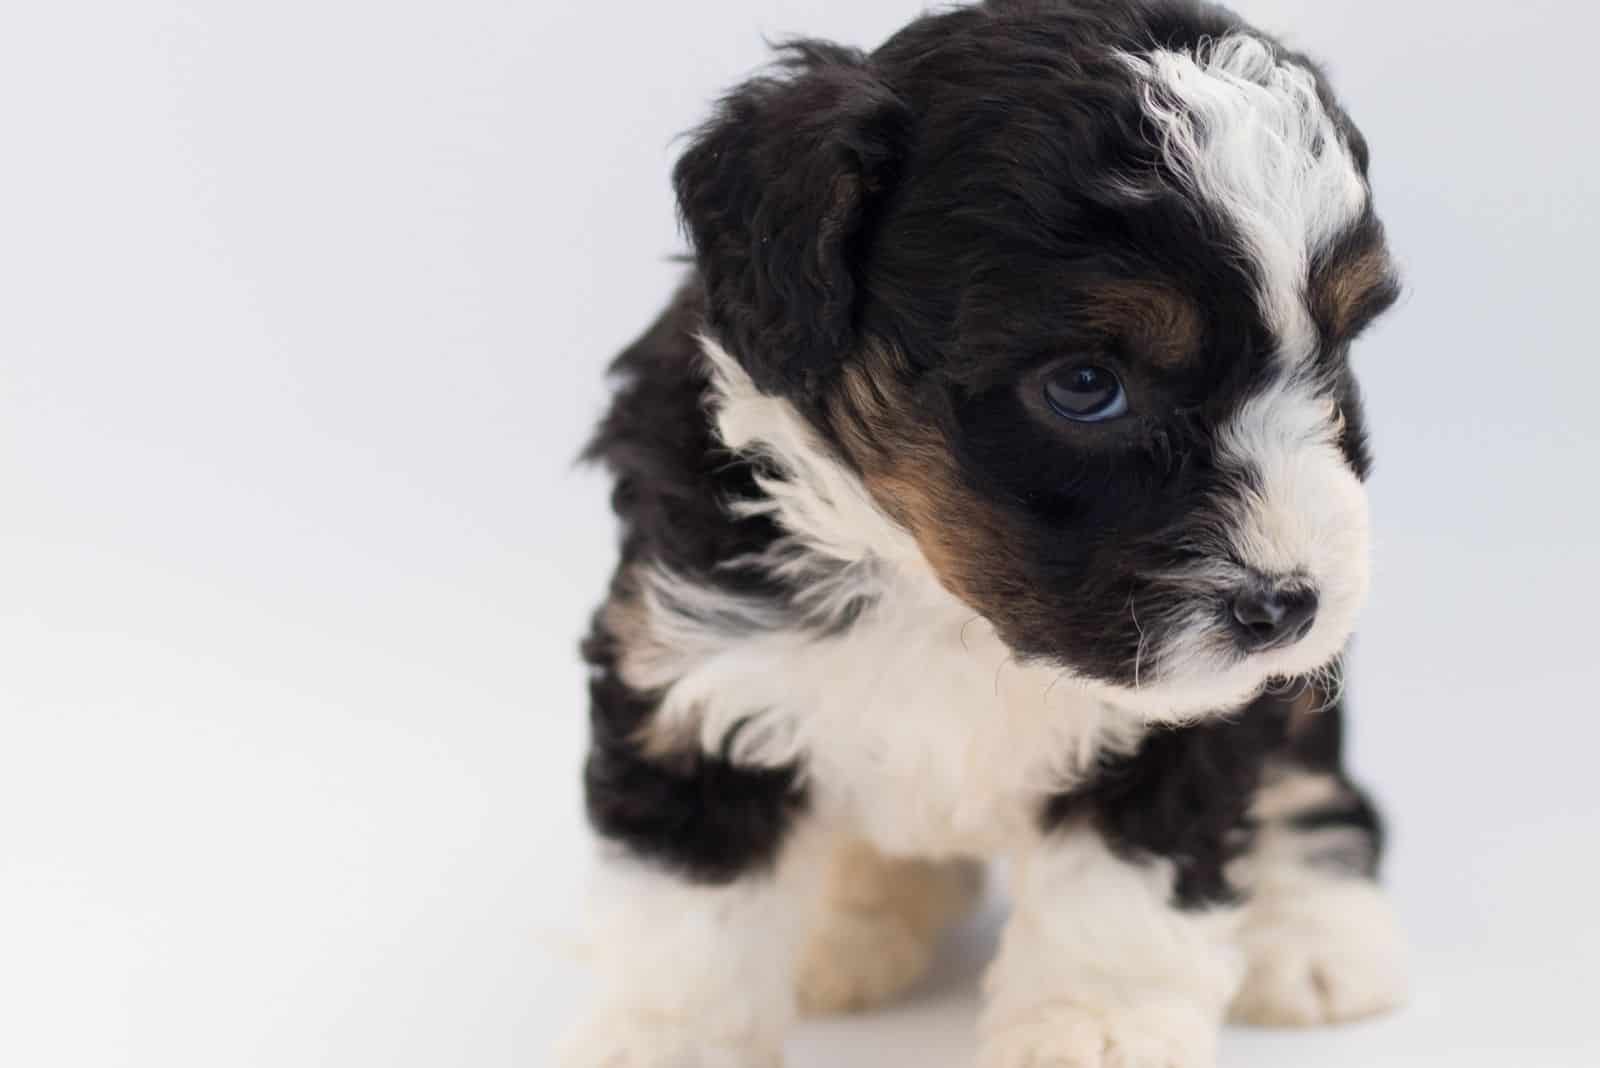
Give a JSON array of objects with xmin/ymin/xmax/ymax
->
[
  {"xmin": 1128, "ymin": 591, "xmax": 1149, "ymax": 692},
  {"xmin": 994, "ymin": 655, "xmax": 1015, "ymax": 697},
  {"xmin": 960, "ymin": 614, "xmax": 983, "ymax": 653}
]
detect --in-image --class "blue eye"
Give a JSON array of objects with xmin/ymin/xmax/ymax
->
[{"xmin": 1044, "ymin": 365, "xmax": 1128, "ymax": 422}]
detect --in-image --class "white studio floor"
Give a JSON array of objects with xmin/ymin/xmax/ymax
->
[
  {"xmin": 5, "ymin": 497, "xmax": 1597, "ymax": 1067},
  {"xmin": 4, "ymin": 1, "xmax": 1598, "ymax": 1066}
]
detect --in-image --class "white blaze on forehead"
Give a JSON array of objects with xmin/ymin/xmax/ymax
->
[{"xmin": 1121, "ymin": 35, "xmax": 1370, "ymax": 365}]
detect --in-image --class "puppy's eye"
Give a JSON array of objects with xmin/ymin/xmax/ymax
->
[{"xmin": 1044, "ymin": 365, "xmax": 1128, "ymax": 422}]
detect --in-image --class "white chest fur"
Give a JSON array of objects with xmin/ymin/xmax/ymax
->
[
  {"xmin": 626, "ymin": 558, "xmax": 1147, "ymax": 858},
  {"xmin": 784, "ymin": 577, "xmax": 1146, "ymax": 856}
]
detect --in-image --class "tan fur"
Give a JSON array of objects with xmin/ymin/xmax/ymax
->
[
  {"xmin": 1311, "ymin": 244, "xmax": 1397, "ymax": 338},
  {"xmin": 1249, "ymin": 767, "xmax": 1345, "ymax": 823},
  {"xmin": 601, "ymin": 575, "xmax": 688, "ymax": 758},
  {"xmin": 796, "ymin": 840, "xmax": 983, "ymax": 1014},
  {"xmin": 600, "ymin": 574, "xmax": 650, "ymax": 666},
  {"xmin": 1079, "ymin": 281, "xmax": 1205, "ymax": 367},
  {"xmin": 603, "ymin": 569, "xmax": 731, "ymax": 760},
  {"xmin": 826, "ymin": 346, "xmax": 1022, "ymax": 621}
]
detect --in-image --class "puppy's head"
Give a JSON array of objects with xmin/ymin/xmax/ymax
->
[{"xmin": 675, "ymin": 0, "xmax": 1399, "ymax": 718}]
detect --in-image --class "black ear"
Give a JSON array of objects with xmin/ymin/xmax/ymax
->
[{"xmin": 673, "ymin": 42, "xmax": 911, "ymax": 401}]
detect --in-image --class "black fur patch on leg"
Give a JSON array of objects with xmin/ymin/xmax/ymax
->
[
  {"xmin": 582, "ymin": 625, "xmax": 806, "ymax": 885},
  {"xmin": 1043, "ymin": 702, "xmax": 1288, "ymax": 908},
  {"xmin": 1042, "ymin": 667, "xmax": 1389, "ymax": 907},
  {"xmin": 1267, "ymin": 672, "xmax": 1388, "ymax": 878}
]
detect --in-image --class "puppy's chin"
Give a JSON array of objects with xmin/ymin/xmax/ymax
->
[{"xmin": 1079, "ymin": 617, "xmax": 1356, "ymax": 723}]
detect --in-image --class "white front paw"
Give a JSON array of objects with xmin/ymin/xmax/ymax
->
[
  {"xmin": 557, "ymin": 1013, "xmax": 782, "ymax": 1068},
  {"xmin": 1230, "ymin": 880, "xmax": 1408, "ymax": 1028},
  {"xmin": 979, "ymin": 1003, "xmax": 1218, "ymax": 1068},
  {"xmin": 1230, "ymin": 927, "xmax": 1407, "ymax": 1027}
]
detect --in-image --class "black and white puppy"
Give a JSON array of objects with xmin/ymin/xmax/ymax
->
[{"xmin": 571, "ymin": 1, "xmax": 1405, "ymax": 1064}]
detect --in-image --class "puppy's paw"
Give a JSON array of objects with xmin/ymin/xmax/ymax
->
[
  {"xmin": 1230, "ymin": 880, "xmax": 1408, "ymax": 1028},
  {"xmin": 796, "ymin": 851, "xmax": 981, "ymax": 1015},
  {"xmin": 556, "ymin": 1014, "xmax": 782, "ymax": 1068},
  {"xmin": 1230, "ymin": 931, "xmax": 1407, "ymax": 1028},
  {"xmin": 979, "ymin": 1003, "xmax": 1217, "ymax": 1068}
]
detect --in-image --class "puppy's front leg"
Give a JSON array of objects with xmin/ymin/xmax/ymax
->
[
  {"xmin": 1228, "ymin": 686, "xmax": 1407, "ymax": 1028},
  {"xmin": 559, "ymin": 832, "xmax": 827, "ymax": 1068},
  {"xmin": 980, "ymin": 829, "xmax": 1243, "ymax": 1068}
]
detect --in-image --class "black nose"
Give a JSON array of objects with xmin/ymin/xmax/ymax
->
[{"xmin": 1231, "ymin": 582, "xmax": 1319, "ymax": 652}]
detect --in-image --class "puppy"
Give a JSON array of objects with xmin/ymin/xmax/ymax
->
[{"xmin": 571, "ymin": 1, "xmax": 1406, "ymax": 1064}]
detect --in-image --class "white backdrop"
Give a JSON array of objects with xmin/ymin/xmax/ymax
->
[{"xmin": 3, "ymin": 1, "xmax": 1597, "ymax": 1065}]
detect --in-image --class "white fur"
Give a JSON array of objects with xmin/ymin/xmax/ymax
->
[
  {"xmin": 1229, "ymin": 772, "xmax": 1409, "ymax": 1027},
  {"xmin": 1122, "ymin": 35, "xmax": 1370, "ymax": 364},
  {"xmin": 981, "ymin": 833, "xmax": 1244, "ymax": 1068},
  {"xmin": 1222, "ymin": 372, "xmax": 1370, "ymax": 642},
  {"xmin": 629, "ymin": 546, "xmax": 1148, "ymax": 855},
  {"xmin": 559, "ymin": 836, "xmax": 828, "ymax": 1068},
  {"xmin": 1231, "ymin": 875, "xmax": 1408, "ymax": 1029},
  {"xmin": 708, "ymin": 338, "xmax": 924, "ymax": 576}
]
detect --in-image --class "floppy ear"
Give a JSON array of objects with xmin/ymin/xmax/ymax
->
[{"xmin": 673, "ymin": 42, "xmax": 911, "ymax": 401}]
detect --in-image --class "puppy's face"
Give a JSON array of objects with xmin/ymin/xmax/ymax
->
[{"xmin": 677, "ymin": 3, "xmax": 1399, "ymax": 717}]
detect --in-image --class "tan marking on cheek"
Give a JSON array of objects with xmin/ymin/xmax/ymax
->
[
  {"xmin": 1312, "ymin": 246, "xmax": 1398, "ymax": 338},
  {"xmin": 827, "ymin": 352, "xmax": 1006, "ymax": 611},
  {"xmin": 865, "ymin": 469, "xmax": 989, "ymax": 604},
  {"xmin": 1079, "ymin": 282, "xmax": 1204, "ymax": 368}
]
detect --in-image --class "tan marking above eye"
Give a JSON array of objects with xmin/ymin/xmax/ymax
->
[
  {"xmin": 1076, "ymin": 282, "xmax": 1205, "ymax": 369},
  {"xmin": 1310, "ymin": 244, "xmax": 1399, "ymax": 340}
]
